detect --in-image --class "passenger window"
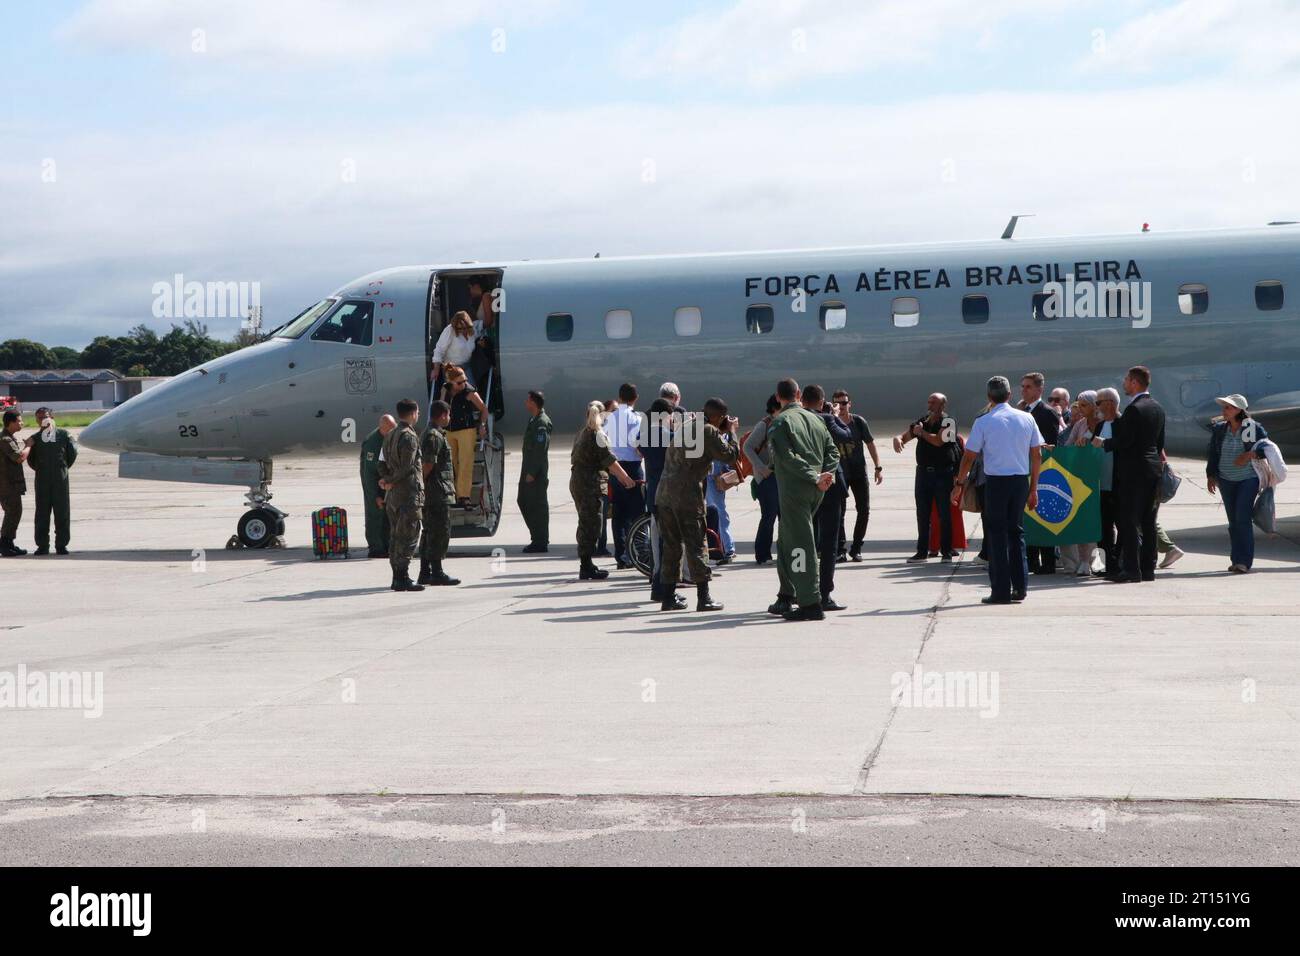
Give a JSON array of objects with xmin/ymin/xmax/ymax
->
[
  {"xmin": 892, "ymin": 297, "xmax": 919, "ymax": 328},
  {"xmin": 546, "ymin": 313, "xmax": 573, "ymax": 342},
  {"xmin": 311, "ymin": 301, "xmax": 373, "ymax": 345},
  {"xmin": 1032, "ymin": 291, "xmax": 1059, "ymax": 321},
  {"xmin": 605, "ymin": 309, "xmax": 633, "ymax": 339},
  {"xmin": 674, "ymin": 307, "xmax": 702, "ymax": 337},
  {"xmin": 820, "ymin": 302, "xmax": 847, "ymax": 331},
  {"xmin": 962, "ymin": 295, "xmax": 989, "ymax": 324},
  {"xmin": 1178, "ymin": 283, "xmax": 1209, "ymax": 315},
  {"xmin": 1256, "ymin": 281, "xmax": 1284, "ymax": 311},
  {"xmin": 746, "ymin": 305, "xmax": 774, "ymax": 335}
]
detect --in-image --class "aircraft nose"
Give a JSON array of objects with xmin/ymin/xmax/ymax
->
[{"xmin": 79, "ymin": 403, "xmax": 131, "ymax": 453}]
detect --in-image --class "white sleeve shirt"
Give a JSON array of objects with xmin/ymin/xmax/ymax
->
[{"xmin": 965, "ymin": 403, "xmax": 1043, "ymax": 476}]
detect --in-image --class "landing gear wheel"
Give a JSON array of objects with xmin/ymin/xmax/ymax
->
[{"xmin": 237, "ymin": 508, "xmax": 278, "ymax": 549}]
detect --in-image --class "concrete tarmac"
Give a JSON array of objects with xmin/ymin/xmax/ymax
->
[{"xmin": 1, "ymin": 428, "xmax": 1298, "ymax": 864}]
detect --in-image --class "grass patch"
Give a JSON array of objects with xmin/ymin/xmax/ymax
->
[{"xmin": 45, "ymin": 412, "xmax": 105, "ymax": 428}]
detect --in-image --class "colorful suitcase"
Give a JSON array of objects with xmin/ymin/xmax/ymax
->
[{"xmin": 311, "ymin": 506, "xmax": 349, "ymax": 559}]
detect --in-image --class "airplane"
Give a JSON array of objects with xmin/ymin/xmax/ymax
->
[{"xmin": 80, "ymin": 222, "xmax": 1300, "ymax": 548}]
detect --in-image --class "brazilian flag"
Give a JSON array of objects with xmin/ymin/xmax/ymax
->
[{"xmin": 1024, "ymin": 446, "xmax": 1102, "ymax": 546}]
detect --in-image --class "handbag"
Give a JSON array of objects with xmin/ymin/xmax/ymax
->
[
  {"xmin": 713, "ymin": 469, "xmax": 740, "ymax": 492},
  {"xmin": 1157, "ymin": 463, "xmax": 1181, "ymax": 504},
  {"xmin": 960, "ymin": 479, "xmax": 980, "ymax": 513},
  {"xmin": 1253, "ymin": 486, "xmax": 1277, "ymax": 534}
]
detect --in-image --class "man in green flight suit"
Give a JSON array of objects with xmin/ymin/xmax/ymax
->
[
  {"xmin": 418, "ymin": 400, "xmax": 460, "ymax": 587},
  {"xmin": 517, "ymin": 389, "xmax": 552, "ymax": 554},
  {"xmin": 378, "ymin": 398, "xmax": 425, "ymax": 592},
  {"xmin": 360, "ymin": 414, "xmax": 396, "ymax": 558},
  {"xmin": 656, "ymin": 397, "xmax": 740, "ymax": 612},
  {"xmin": 27, "ymin": 408, "xmax": 77, "ymax": 556},
  {"xmin": 767, "ymin": 379, "xmax": 838, "ymax": 621}
]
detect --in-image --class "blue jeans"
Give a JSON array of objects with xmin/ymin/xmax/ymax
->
[
  {"xmin": 1218, "ymin": 475, "xmax": 1259, "ymax": 569},
  {"xmin": 705, "ymin": 463, "xmax": 734, "ymax": 555},
  {"xmin": 983, "ymin": 475, "xmax": 1030, "ymax": 600},
  {"xmin": 754, "ymin": 474, "xmax": 780, "ymax": 562}
]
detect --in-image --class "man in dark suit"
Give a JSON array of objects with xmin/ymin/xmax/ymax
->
[
  {"xmin": 1019, "ymin": 372, "xmax": 1060, "ymax": 574},
  {"xmin": 1094, "ymin": 365, "xmax": 1166, "ymax": 583}
]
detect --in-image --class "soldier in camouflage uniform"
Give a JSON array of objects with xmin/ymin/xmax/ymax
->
[
  {"xmin": 767, "ymin": 379, "xmax": 839, "ymax": 622},
  {"xmin": 418, "ymin": 400, "xmax": 460, "ymax": 587},
  {"xmin": 1, "ymin": 410, "xmax": 31, "ymax": 557},
  {"xmin": 517, "ymin": 390, "xmax": 552, "ymax": 553},
  {"xmin": 378, "ymin": 398, "xmax": 425, "ymax": 592},
  {"xmin": 655, "ymin": 397, "xmax": 740, "ymax": 611},
  {"xmin": 359, "ymin": 415, "xmax": 396, "ymax": 558},
  {"xmin": 569, "ymin": 401, "xmax": 636, "ymax": 580}
]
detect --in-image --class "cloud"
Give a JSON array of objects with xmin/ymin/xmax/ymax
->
[
  {"xmin": 58, "ymin": 0, "xmax": 571, "ymax": 62},
  {"xmin": 5, "ymin": 78, "xmax": 1300, "ymax": 346},
  {"xmin": 1082, "ymin": 0, "xmax": 1300, "ymax": 74},
  {"xmin": 620, "ymin": 0, "xmax": 1076, "ymax": 89}
]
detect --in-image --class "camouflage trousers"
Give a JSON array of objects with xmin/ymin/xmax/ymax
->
[
  {"xmin": 420, "ymin": 497, "xmax": 450, "ymax": 564},
  {"xmin": 1, "ymin": 491, "xmax": 21, "ymax": 539},
  {"xmin": 385, "ymin": 500, "xmax": 422, "ymax": 563},
  {"xmin": 658, "ymin": 501, "xmax": 711, "ymax": 589},
  {"xmin": 569, "ymin": 474, "xmax": 605, "ymax": 560}
]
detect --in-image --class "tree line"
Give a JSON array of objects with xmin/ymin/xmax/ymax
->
[{"xmin": 0, "ymin": 321, "xmax": 261, "ymax": 377}]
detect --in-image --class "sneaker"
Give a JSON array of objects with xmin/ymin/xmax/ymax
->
[
  {"xmin": 1229, "ymin": 563, "xmax": 1248, "ymax": 574},
  {"xmin": 849, "ymin": 549, "xmax": 863, "ymax": 563},
  {"xmin": 1158, "ymin": 546, "xmax": 1185, "ymax": 569}
]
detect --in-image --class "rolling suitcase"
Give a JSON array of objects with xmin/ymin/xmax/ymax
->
[{"xmin": 311, "ymin": 506, "xmax": 349, "ymax": 559}]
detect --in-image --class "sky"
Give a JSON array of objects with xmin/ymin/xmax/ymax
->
[{"xmin": 3, "ymin": 0, "xmax": 1300, "ymax": 347}]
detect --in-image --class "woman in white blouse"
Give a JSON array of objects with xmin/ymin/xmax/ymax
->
[{"xmin": 430, "ymin": 311, "xmax": 478, "ymax": 390}]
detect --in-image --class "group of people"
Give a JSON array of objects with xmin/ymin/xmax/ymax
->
[
  {"xmin": 565, "ymin": 379, "xmax": 881, "ymax": 620},
  {"xmin": 552, "ymin": 364, "xmax": 1282, "ymax": 615},
  {"xmin": 1, "ymin": 407, "xmax": 78, "ymax": 558}
]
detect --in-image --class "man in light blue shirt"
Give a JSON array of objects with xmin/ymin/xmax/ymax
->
[
  {"xmin": 603, "ymin": 383, "xmax": 645, "ymax": 568},
  {"xmin": 952, "ymin": 376, "xmax": 1043, "ymax": 605}
]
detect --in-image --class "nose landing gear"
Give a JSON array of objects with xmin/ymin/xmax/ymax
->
[{"xmin": 226, "ymin": 461, "xmax": 288, "ymax": 550}]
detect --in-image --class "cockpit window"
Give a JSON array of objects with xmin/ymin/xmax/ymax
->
[
  {"xmin": 274, "ymin": 299, "xmax": 337, "ymax": 339},
  {"xmin": 311, "ymin": 301, "xmax": 374, "ymax": 346}
]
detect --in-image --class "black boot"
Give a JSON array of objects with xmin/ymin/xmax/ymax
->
[
  {"xmin": 696, "ymin": 582, "xmax": 723, "ymax": 612},
  {"xmin": 391, "ymin": 562, "xmax": 424, "ymax": 592},
  {"xmin": 416, "ymin": 558, "xmax": 433, "ymax": 586},
  {"xmin": 660, "ymin": 589, "xmax": 688, "ymax": 611},
  {"xmin": 767, "ymin": 595, "xmax": 794, "ymax": 616},
  {"xmin": 428, "ymin": 560, "xmax": 460, "ymax": 586},
  {"xmin": 0, "ymin": 539, "xmax": 24, "ymax": 557},
  {"xmin": 579, "ymin": 559, "xmax": 609, "ymax": 580}
]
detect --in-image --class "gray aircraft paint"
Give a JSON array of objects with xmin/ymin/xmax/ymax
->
[{"xmin": 83, "ymin": 225, "xmax": 1300, "ymax": 468}]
